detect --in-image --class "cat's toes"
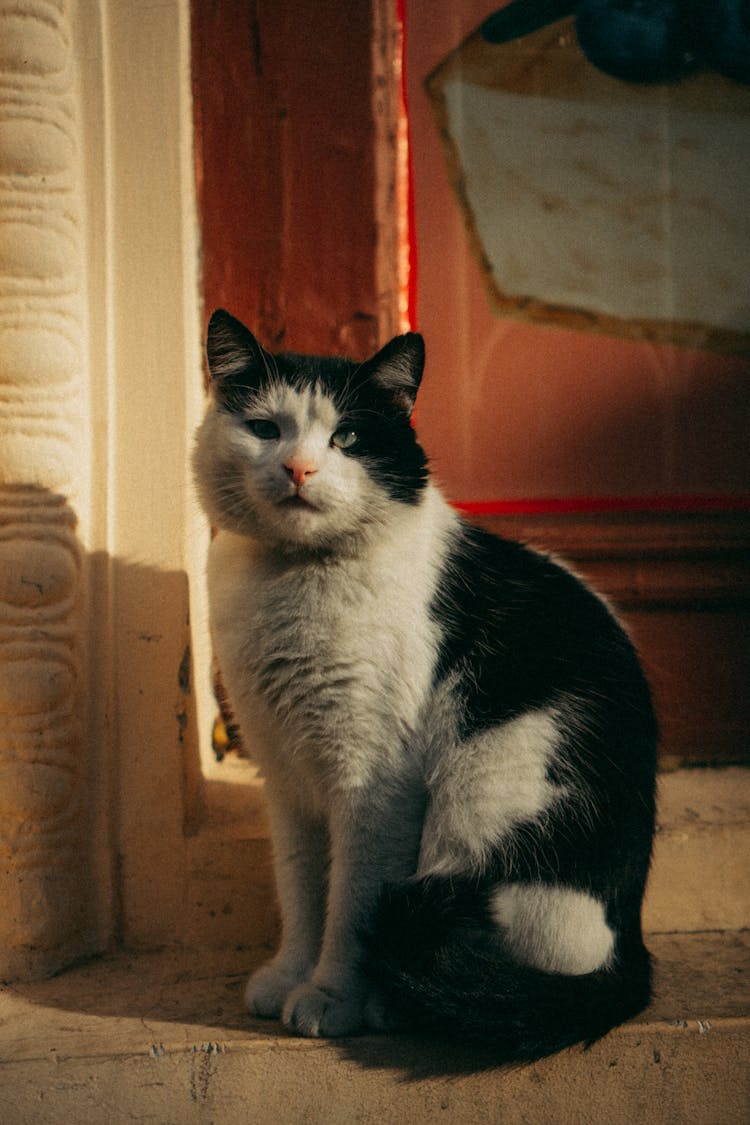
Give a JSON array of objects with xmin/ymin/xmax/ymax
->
[
  {"xmin": 282, "ymin": 983, "xmax": 365, "ymax": 1038},
  {"xmin": 245, "ymin": 961, "xmax": 308, "ymax": 1020}
]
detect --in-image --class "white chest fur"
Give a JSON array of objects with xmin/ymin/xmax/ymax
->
[{"xmin": 207, "ymin": 488, "xmax": 456, "ymax": 803}]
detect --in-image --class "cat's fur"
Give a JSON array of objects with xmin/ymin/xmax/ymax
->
[{"xmin": 193, "ymin": 309, "xmax": 657, "ymax": 1061}]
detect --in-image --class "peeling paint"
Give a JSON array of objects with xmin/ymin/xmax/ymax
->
[{"xmin": 178, "ymin": 645, "xmax": 191, "ymax": 693}]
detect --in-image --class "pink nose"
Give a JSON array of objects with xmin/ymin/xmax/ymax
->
[{"xmin": 285, "ymin": 459, "xmax": 318, "ymax": 487}]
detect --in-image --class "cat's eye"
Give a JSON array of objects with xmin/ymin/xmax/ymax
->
[
  {"xmin": 331, "ymin": 428, "xmax": 357, "ymax": 450},
  {"xmin": 246, "ymin": 418, "xmax": 280, "ymax": 441}
]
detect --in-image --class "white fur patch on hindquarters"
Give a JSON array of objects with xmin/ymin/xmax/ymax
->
[{"xmin": 490, "ymin": 883, "xmax": 615, "ymax": 975}]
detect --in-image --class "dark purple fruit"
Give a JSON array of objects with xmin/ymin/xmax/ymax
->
[
  {"xmin": 693, "ymin": 0, "xmax": 750, "ymax": 84},
  {"xmin": 575, "ymin": 0, "xmax": 693, "ymax": 82},
  {"xmin": 481, "ymin": 1, "xmax": 576, "ymax": 44}
]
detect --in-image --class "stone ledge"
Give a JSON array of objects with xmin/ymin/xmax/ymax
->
[
  {"xmin": 644, "ymin": 766, "xmax": 750, "ymax": 932},
  {"xmin": 176, "ymin": 768, "xmax": 750, "ymax": 950},
  {"xmin": 0, "ymin": 931, "xmax": 747, "ymax": 1124}
]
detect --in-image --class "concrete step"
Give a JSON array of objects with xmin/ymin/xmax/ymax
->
[
  {"xmin": 1, "ymin": 931, "xmax": 748, "ymax": 1124},
  {"xmin": 182, "ymin": 767, "xmax": 750, "ymax": 954},
  {"xmin": 644, "ymin": 766, "xmax": 750, "ymax": 932}
]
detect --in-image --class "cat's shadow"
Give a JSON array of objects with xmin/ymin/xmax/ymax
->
[
  {"xmin": 10, "ymin": 943, "xmax": 523, "ymax": 1079},
  {"xmin": 336, "ymin": 1028, "xmax": 526, "ymax": 1078}
]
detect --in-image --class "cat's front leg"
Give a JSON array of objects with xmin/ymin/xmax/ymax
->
[
  {"xmin": 282, "ymin": 784, "xmax": 423, "ymax": 1038},
  {"xmin": 245, "ymin": 785, "xmax": 329, "ymax": 1020}
]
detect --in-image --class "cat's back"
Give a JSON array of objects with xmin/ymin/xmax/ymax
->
[{"xmin": 437, "ymin": 521, "xmax": 653, "ymax": 707}]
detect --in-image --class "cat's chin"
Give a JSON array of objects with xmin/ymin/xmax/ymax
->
[
  {"xmin": 258, "ymin": 500, "xmax": 341, "ymax": 547},
  {"xmin": 272, "ymin": 493, "xmax": 330, "ymax": 533},
  {"xmin": 263, "ymin": 502, "xmax": 375, "ymax": 556}
]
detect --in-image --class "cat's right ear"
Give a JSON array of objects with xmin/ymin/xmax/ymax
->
[
  {"xmin": 206, "ymin": 309, "xmax": 272, "ymax": 401},
  {"xmin": 364, "ymin": 332, "xmax": 425, "ymax": 415}
]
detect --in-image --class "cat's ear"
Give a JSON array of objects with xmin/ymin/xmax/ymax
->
[
  {"xmin": 206, "ymin": 309, "xmax": 273, "ymax": 398},
  {"xmin": 364, "ymin": 332, "xmax": 425, "ymax": 414}
]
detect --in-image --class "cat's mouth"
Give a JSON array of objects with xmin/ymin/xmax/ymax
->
[{"xmin": 279, "ymin": 493, "xmax": 320, "ymax": 512}]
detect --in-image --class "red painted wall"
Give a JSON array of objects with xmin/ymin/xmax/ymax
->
[
  {"xmin": 191, "ymin": 1, "xmax": 750, "ymax": 765},
  {"xmin": 405, "ymin": 1, "xmax": 750, "ymax": 510},
  {"xmin": 192, "ymin": 0, "xmax": 385, "ymax": 359}
]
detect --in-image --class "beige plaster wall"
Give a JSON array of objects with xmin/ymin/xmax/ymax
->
[
  {"xmin": 0, "ymin": 0, "xmax": 96, "ymax": 980},
  {"xmin": 0, "ymin": 0, "xmax": 210, "ymax": 980}
]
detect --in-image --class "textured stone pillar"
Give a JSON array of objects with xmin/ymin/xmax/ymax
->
[{"xmin": 0, "ymin": 0, "xmax": 92, "ymax": 980}]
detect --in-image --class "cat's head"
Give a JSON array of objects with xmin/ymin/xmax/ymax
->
[{"xmin": 193, "ymin": 309, "xmax": 429, "ymax": 551}]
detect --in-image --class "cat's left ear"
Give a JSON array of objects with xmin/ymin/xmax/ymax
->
[{"xmin": 364, "ymin": 332, "xmax": 425, "ymax": 414}]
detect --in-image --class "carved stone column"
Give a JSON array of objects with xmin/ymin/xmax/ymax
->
[{"xmin": 0, "ymin": 0, "xmax": 93, "ymax": 979}]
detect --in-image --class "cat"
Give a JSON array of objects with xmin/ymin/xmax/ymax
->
[{"xmin": 193, "ymin": 308, "xmax": 657, "ymax": 1062}]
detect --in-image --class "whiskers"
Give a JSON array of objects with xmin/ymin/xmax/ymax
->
[{"xmin": 258, "ymin": 341, "xmax": 281, "ymax": 385}]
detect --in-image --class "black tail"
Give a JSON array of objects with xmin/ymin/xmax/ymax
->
[{"xmin": 365, "ymin": 878, "xmax": 652, "ymax": 1063}]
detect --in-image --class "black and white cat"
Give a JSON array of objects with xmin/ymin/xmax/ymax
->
[{"xmin": 193, "ymin": 309, "xmax": 657, "ymax": 1062}]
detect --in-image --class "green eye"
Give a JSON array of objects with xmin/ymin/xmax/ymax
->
[
  {"xmin": 331, "ymin": 428, "xmax": 357, "ymax": 450},
  {"xmin": 247, "ymin": 419, "xmax": 280, "ymax": 440}
]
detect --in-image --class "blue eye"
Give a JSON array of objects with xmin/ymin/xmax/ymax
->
[
  {"xmin": 247, "ymin": 419, "xmax": 280, "ymax": 440},
  {"xmin": 331, "ymin": 428, "xmax": 357, "ymax": 450}
]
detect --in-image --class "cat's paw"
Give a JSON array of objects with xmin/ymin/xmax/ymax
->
[
  {"xmin": 245, "ymin": 960, "xmax": 309, "ymax": 1020},
  {"xmin": 282, "ymin": 983, "xmax": 365, "ymax": 1038}
]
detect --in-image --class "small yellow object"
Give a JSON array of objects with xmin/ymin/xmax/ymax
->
[{"xmin": 212, "ymin": 714, "xmax": 230, "ymax": 756}]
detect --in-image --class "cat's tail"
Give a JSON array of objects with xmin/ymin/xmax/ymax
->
[{"xmin": 365, "ymin": 877, "xmax": 651, "ymax": 1063}]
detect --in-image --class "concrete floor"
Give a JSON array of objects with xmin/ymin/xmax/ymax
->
[{"xmin": 1, "ymin": 930, "xmax": 748, "ymax": 1124}]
